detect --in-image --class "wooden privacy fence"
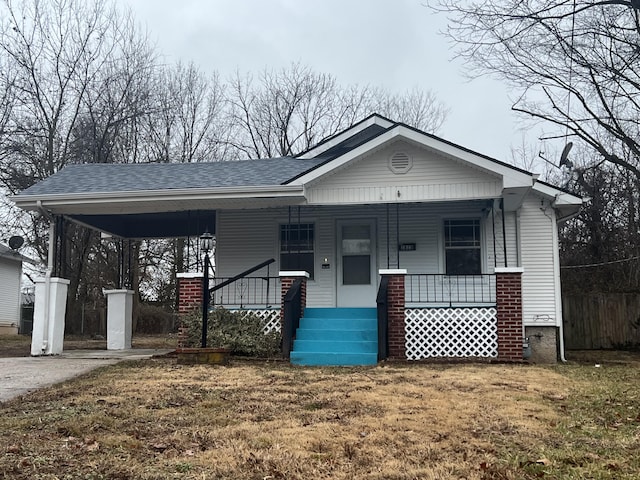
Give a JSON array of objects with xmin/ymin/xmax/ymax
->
[{"xmin": 563, "ymin": 293, "xmax": 640, "ymax": 349}]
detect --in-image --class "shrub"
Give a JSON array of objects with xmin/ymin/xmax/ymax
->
[
  {"xmin": 181, "ymin": 308, "xmax": 281, "ymax": 357},
  {"xmin": 136, "ymin": 304, "xmax": 176, "ymax": 334}
]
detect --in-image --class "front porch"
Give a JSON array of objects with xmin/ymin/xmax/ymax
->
[{"xmin": 176, "ymin": 266, "xmax": 524, "ymax": 365}]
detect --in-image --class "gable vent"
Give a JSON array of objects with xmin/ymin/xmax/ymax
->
[{"xmin": 388, "ymin": 152, "xmax": 412, "ymax": 174}]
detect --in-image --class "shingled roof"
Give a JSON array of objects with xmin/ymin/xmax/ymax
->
[{"xmin": 19, "ymin": 157, "xmax": 326, "ymax": 196}]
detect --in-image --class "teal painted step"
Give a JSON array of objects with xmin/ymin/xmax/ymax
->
[
  {"xmin": 290, "ymin": 351, "xmax": 378, "ymax": 367},
  {"xmin": 295, "ymin": 328, "xmax": 377, "ymax": 342},
  {"xmin": 290, "ymin": 307, "xmax": 378, "ymax": 366},
  {"xmin": 293, "ymin": 339, "xmax": 377, "ymax": 353},
  {"xmin": 299, "ymin": 317, "xmax": 375, "ymax": 330},
  {"xmin": 303, "ymin": 307, "xmax": 377, "ymax": 318}
]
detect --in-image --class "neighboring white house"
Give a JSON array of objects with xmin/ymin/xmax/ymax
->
[
  {"xmin": 0, "ymin": 244, "xmax": 26, "ymax": 335},
  {"xmin": 11, "ymin": 114, "xmax": 583, "ymax": 363}
]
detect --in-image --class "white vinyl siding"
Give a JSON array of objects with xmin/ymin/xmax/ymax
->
[
  {"xmin": 216, "ymin": 201, "xmax": 516, "ymax": 308},
  {"xmin": 519, "ymin": 194, "xmax": 561, "ymax": 327},
  {"xmin": 0, "ymin": 258, "xmax": 22, "ymax": 328},
  {"xmin": 307, "ymin": 140, "xmax": 502, "ymax": 205}
]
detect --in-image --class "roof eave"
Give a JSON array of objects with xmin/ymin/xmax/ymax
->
[
  {"xmin": 531, "ymin": 182, "xmax": 583, "ymax": 205},
  {"xmin": 11, "ymin": 184, "xmax": 306, "ymax": 211}
]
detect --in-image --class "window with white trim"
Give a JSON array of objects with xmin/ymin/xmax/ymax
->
[
  {"xmin": 280, "ymin": 223, "xmax": 314, "ymax": 279},
  {"xmin": 444, "ymin": 219, "xmax": 481, "ymax": 275}
]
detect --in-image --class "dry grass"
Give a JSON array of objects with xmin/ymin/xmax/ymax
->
[
  {"xmin": 1, "ymin": 352, "xmax": 640, "ymax": 479},
  {"xmin": 0, "ymin": 334, "xmax": 176, "ymax": 357}
]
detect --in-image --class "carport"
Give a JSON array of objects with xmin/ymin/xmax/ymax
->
[{"xmin": 11, "ymin": 161, "xmax": 316, "ymax": 355}]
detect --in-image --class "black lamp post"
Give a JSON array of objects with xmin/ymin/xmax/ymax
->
[{"xmin": 200, "ymin": 231, "xmax": 215, "ymax": 348}]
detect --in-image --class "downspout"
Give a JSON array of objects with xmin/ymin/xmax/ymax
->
[
  {"xmin": 37, "ymin": 201, "xmax": 54, "ymax": 354},
  {"xmin": 553, "ymin": 200, "xmax": 568, "ymax": 363},
  {"xmin": 544, "ymin": 197, "xmax": 568, "ymax": 363}
]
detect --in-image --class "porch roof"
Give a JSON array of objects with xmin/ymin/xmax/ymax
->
[{"xmin": 11, "ymin": 159, "xmax": 317, "ymax": 237}]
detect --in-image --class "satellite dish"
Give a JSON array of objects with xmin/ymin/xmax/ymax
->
[
  {"xmin": 8, "ymin": 235, "xmax": 24, "ymax": 250},
  {"xmin": 559, "ymin": 142, "xmax": 573, "ymax": 168}
]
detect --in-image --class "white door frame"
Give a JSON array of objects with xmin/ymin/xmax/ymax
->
[{"xmin": 336, "ymin": 218, "xmax": 377, "ymax": 307}]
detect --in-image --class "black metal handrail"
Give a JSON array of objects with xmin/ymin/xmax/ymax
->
[
  {"xmin": 405, "ymin": 274, "xmax": 496, "ymax": 306},
  {"xmin": 209, "ymin": 258, "xmax": 276, "ymax": 309},
  {"xmin": 376, "ymin": 276, "xmax": 389, "ymax": 361},
  {"xmin": 282, "ymin": 278, "xmax": 303, "ymax": 359},
  {"xmin": 210, "ymin": 258, "xmax": 275, "ymax": 294}
]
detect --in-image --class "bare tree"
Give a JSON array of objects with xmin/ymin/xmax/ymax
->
[
  {"xmin": 369, "ymin": 87, "xmax": 448, "ymax": 134},
  {"xmin": 227, "ymin": 63, "xmax": 449, "ymax": 159},
  {"xmin": 0, "ymin": 57, "xmax": 15, "ymax": 157},
  {"xmin": 561, "ymin": 157, "xmax": 640, "ymax": 293},
  {"xmin": 70, "ymin": 17, "xmax": 156, "ymax": 165},
  {"xmin": 0, "ymin": 0, "xmax": 159, "ymax": 332},
  {"xmin": 430, "ymin": 0, "xmax": 640, "ymax": 182},
  {"xmin": 143, "ymin": 62, "xmax": 228, "ymax": 163}
]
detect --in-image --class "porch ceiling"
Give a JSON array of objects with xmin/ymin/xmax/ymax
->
[{"xmin": 71, "ymin": 211, "xmax": 217, "ymax": 238}]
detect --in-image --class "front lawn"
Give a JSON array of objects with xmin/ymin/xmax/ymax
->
[{"xmin": 1, "ymin": 353, "xmax": 639, "ymax": 479}]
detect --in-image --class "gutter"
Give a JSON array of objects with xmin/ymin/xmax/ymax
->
[{"xmin": 11, "ymin": 184, "xmax": 306, "ymax": 209}]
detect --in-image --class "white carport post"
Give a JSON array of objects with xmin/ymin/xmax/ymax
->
[
  {"xmin": 104, "ymin": 289, "xmax": 134, "ymax": 350},
  {"xmin": 31, "ymin": 221, "xmax": 70, "ymax": 356}
]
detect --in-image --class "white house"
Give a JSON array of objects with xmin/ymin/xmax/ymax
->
[
  {"xmin": 0, "ymin": 244, "xmax": 26, "ymax": 335},
  {"xmin": 11, "ymin": 114, "xmax": 582, "ymax": 363}
]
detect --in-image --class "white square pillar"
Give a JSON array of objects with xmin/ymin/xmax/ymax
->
[
  {"xmin": 104, "ymin": 289, "xmax": 134, "ymax": 350},
  {"xmin": 31, "ymin": 277, "xmax": 70, "ymax": 356}
]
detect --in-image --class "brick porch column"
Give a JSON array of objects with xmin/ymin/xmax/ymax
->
[
  {"xmin": 380, "ymin": 269, "xmax": 407, "ymax": 360},
  {"xmin": 279, "ymin": 271, "xmax": 308, "ymax": 326},
  {"xmin": 176, "ymin": 273, "xmax": 204, "ymax": 349},
  {"xmin": 495, "ymin": 267, "xmax": 524, "ymax": 362}
]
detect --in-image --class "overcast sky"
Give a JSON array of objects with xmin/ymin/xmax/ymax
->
[{"xmin": 116, "ymin": 0, "xmax": 538, "ymax": 167}]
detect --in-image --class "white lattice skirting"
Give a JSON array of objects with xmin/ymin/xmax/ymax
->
[
  {"xmin": 405, "ymin": 307, "xmax": 498, "ymax": 360},
  {"xmin": 234, "ymin": 309, "xmax": 281, "ymax": 333}
]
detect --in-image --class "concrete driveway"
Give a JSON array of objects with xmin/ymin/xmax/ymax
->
[{"xmin": 0, "ymin": 349, "xmax": 173, "ymax": 403}]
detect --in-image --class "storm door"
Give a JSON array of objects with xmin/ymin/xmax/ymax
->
[{"xmin": 337, "ymin": 220, "xmax": 377, "ymax": 307}]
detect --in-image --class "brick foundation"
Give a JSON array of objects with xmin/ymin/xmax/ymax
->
[
  {"xmin": 495, "ymin": 268, "xmax": 524, "ymax": 362},
  {"xmin": 176, "ymin": 273, "xmax": 204, "ymax": 349},
  {"xmin": 381, "ymin": 270, "xmax": 407, "ymax": 360}
]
